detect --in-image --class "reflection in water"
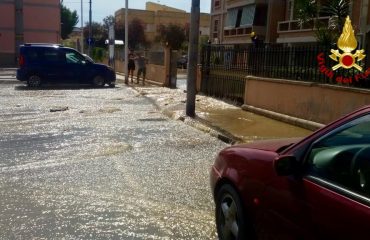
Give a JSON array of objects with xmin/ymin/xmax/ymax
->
[{"xmin": 176, "ymin": 74, "xmax": 187, "ymax": 91}]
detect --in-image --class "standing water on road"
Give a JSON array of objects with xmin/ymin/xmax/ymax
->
[
  {"xmin": 197, "ymin": 102, "xmax": 312, "ymax": 142},
  {"xmin": 176, "ymin": 73, "xmax": 187, "ymax": 91},
  {"xmin": 175, "ymin": 76, "xmax": 311, "ymax": 142}
]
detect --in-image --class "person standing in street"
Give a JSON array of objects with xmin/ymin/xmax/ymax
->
[
  {"xmin": 136, "ymin": 53, "xmax": 147, "ymax": 85},
  {"xmin": 128, "ymin": 51, "xmax": 136, "ymax": 83}
]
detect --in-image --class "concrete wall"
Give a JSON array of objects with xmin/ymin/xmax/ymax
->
[
  {"xmin": 266, "ymin": 0, "xmax": 286, "ymax": 43},
  {"xmin": 0, "ymin": 0, "xmax": 60, "ymax": 67},
  {"xmin": 111, "ymin": 60, "xmax": 166, "ymax": 86},
  {"xmin": 23, "ymin": 2, "xmax": 60, "ymax": 42},
  {"xmin": 115, "ymin": 7, "xmax": 210, "ymax": 43},
  {"xmin": 244, "ymin": 76, "xmax": 370, "ymax": 125},
  {"xmin": 146, "ymin": 2, "xmax": 185, "ymax": 13},
  {"xmin": 0, "ymin": 2, "xmax": 16, "ymax": 64}
]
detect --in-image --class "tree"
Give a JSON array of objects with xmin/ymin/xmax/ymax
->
[
  {"xmin": 321, "ymin": 0, "xmax": 349, "ymax": 33},
  {"xmin": 83, "ymin": 22, "xmax": 107, "ymax": 48},
  {"xmin": 295, "ymin": 0, "xmax": 350, "ymax": 46},
  {"xmin": 128, "ymin": 18, "xmax": 147, "ymax": 49},
  {"xmin": 115, "ymin": 21, "xmax": 125, "ymax": 41},
  {"xmin": 60, "ymin": 4, "xmax": 79, "ymax": 40},
  {"xmin": 295, "ymin": 0, "xmax": 318, "ymax": 27},
  {"xmin": 103, "ymin": 15, "xmax": 115, "ymax": 32},
  {"xmin": 156, "ymin": 23, "xmax": 186, "ymax": 50},
  {"xmin": 112, "ymin": 18, "xmax": 147, "ymax": 49}
]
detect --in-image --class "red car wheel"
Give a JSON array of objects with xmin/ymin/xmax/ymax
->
[{"xmin": 216, "ymin": 184, "xmax": 254, "ymax": 240}]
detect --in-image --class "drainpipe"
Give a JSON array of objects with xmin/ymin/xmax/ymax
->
[
  {"xmin": 265, "ymin": 0, "xmax": 272, "ymax": 43},
  {"xmin": 81, "ymin": 0, "xmax": 84, "ymax": 53},
  {"xmin": 359, "ymin": 0, "xmax": 369, "ymax": 48},
  {"xmin": 15, "ymin": 0, "xmax": 23, "ymax": 66},
  {"xmin": 88, "ymin": 0, "xmax": 92, "ymax": 56},
  {"xmin": 220, "ymin": 0, "xmax": 224, "ymax": 43}
]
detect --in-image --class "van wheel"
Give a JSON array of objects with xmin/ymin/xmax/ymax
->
[
  {"xmin": 92, "ymin": 75, "xmax": 105, "ymax": 88},
  {"xmin": 27, "ymin": 74, "xmax": 42, "ymax": 87}
]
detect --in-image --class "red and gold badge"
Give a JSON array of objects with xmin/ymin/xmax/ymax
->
[{"xmin": 329, "ymin": 16, "xmax": 365, "ymax": 71}]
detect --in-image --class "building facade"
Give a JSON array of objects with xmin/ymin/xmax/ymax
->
[
  {"xmin": 210, "ymin": 0, "xmax": 370, "ymax": 46},
  {"xmin": 210, "ymin": 0, "xmax": 275, "ymax": 44},
  {"xmin": 276, "ymin": 0, "xmax": 367, "ymax": 44},
  {"xmin": 0, "ymin": 0, "xmax": 61, "ymax": 67},
  {"xmin": 115, "ymin": 2, "xmax": 210, "ymax": 44}
]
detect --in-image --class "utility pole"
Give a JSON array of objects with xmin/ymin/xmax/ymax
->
[
  {"xmin": 124, "ymin": 0, "xmax": 129, "ymax": 84},
  {"xmin": 88, "ymin": 0, "xmax": 92, "ymax": 56},
  {"xmin": 81, "ymin": 0, "xmax": 84, "ymax": 54},
  {"xmin": 186, "ymin": 0, "xmax": 200, "ymax": 117}
]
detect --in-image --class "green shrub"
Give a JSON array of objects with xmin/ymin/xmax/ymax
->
[{"xmin": 92, "ymin": 47, "xmax": 105, "ymax": 62}]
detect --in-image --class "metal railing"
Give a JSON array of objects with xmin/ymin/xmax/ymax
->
[
  {"xmin": 200, "ymin": 43, "xmax": 370, "ymax": 102},
  {"xmin": 277, "ymin": 16, "xmax": 331, "ymax": 33}
]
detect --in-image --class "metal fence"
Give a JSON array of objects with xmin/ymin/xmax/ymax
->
[{"xmin": 200, "ymin": 43, "xmax": 370, "ymax": 102}]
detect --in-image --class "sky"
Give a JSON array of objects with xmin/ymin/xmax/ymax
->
[{"xmin": 62, "ymin": 0, "xmax": 211, "ymax": 25}]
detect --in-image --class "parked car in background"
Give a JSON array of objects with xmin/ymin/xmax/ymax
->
[
  {"xmin": 177, "ymin": 55, "xmax": 188, "ymax": 69},
  {"xmin": 17, "ymin": 43, "xmax": 116, "ymax": 87},
  {"xmin": 211, "ymin": 105, "xmax": 370, "ymax": 239}
]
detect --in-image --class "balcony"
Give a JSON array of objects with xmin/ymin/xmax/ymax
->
[
  {"xmin": 277, "ymin": 16, "xmax": 331, "ymax": 33},
  {"xmin": 224, "ymin": 26, "xmax": 252, "ymax": 37}
]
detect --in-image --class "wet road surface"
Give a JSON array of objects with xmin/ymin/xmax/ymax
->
[
  {"xmin": 176, "ymin": 74, "xmax": 186, "ymax": 91},
  {"xmin": 0, "ymin": 81, "xmax": 227, "ymax": 239},
  {"xmin": 169, "ymin": 75, "xmax": 311, "ymax": 142}
]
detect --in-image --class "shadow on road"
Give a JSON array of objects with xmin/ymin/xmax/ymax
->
[{"xmin": 14, "ymin": 84, "xmax": 118, "ymax": 91}]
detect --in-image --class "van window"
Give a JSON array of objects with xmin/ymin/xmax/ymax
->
[
  {"xmin": 25, "ymin": 49, "xmax": 39, "ymax": 61},
  {"xmin": 43, "ymin": 49, "xmax": 63, "ymax": 63},
  {"xmin": 65, "ymin": 50, "xmax": 86, "ymax": 64}
]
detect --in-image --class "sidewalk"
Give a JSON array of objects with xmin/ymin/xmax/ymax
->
[
  {"xmin": 0, "ymin": 68, "xmax": 16, "ymax": 76},
  {"xmin": 0, "ymin": 68, "xmax": 18, "ymax": 84},
  {"xmin": 116, "ymin": 74, "xmax": 313, "ymax": 144}
]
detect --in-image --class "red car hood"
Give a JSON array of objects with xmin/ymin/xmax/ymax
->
[{"xmin": 236, "ymin": 138, "xmax": 302, "ymax": 152}]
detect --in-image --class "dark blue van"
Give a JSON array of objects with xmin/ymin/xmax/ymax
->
[{"xmin": 17, "ymin": 43, "xmax": 116, "ymax": 87}]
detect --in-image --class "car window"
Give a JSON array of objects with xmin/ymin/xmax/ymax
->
[
  {"xmin": 42, "ymin": 49, "xmax": 63, "ymax": 63},
  {"xmin": 65, "ymin": 50, "xmax": 86, "ymax": 64},
  {"xmin": 307, "ymin": 114, "xmax": 370, "ymax": 198},
  {"xmin": 24, "ymin": 48, "xmax": 40, "ymax": 61}
]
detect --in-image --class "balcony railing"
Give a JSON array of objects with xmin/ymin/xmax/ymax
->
[
  {"xmin": 224, "ymin": 26, "xmax": 252, "ymax": 37},
  {"xmin": 277, "ymin": 16, "xmax": 331, "ymax": 33}
]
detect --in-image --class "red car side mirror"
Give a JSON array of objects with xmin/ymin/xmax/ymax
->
[{"xmin": 274, "ymin": 155, "xmax": 299, "ymax": 176}]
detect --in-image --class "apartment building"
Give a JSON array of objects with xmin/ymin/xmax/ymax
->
[
  {"xmin": 210, "ymin": 0, "xmax": 370, "ymax": 46},
  {"xmin": 115, "ymin": 2, "xmax": 210, "ymax": 44},
  {"xmin": 210, "ymin": 0, "xmax": 282, "ymax": 44},
  {"xmin": 0, "ymin": 0, "xmax": 61, "ymax": 67},
  {"xmin": 276, "ymin": 0, "xmax": 368, "ymax": 44}
]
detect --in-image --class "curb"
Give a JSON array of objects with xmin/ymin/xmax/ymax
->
[
  {"xmin": 242, "ymin": 104, "xmax": 324, "ymax": 131},
  {"xmin": 116, "ymin": 72, "xmax": 164, "ymax": 86},
  {"xmin": 131, "ymin": 84, "xmax": 238, "ymax": 145},
  {"xmin": 160, "ymin": 106, "xmax": 239, "ymax": 145},
  {"xmin": 192, "ymin": 116, "xmax": 241, "ymax": 144},
  {"xmin": 0, "ymin": 79, "xmax": 18, "ymax": 84}
]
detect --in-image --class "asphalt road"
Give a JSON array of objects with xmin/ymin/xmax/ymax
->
[{"xmin": 0, "ymin": 80, "xmax": 227, "ymax": 239}]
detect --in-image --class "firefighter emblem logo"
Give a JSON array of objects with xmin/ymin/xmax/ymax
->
[{"xmin": 329, "ymin": 16, "xmax": 365, "ymax": 71}]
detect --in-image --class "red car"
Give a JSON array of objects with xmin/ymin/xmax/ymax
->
[{"xmin": 211, "ymin": 106, "xmax": 370, "ymax": 240}]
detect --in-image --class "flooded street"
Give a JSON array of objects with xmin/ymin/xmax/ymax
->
[
  {"xmin": 0, "ymin": 75, "xmax": 312, "ymax": 239},
  {"xmin": 0, "ymin": 82, "xmax": 227, "ymax": 239}
]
